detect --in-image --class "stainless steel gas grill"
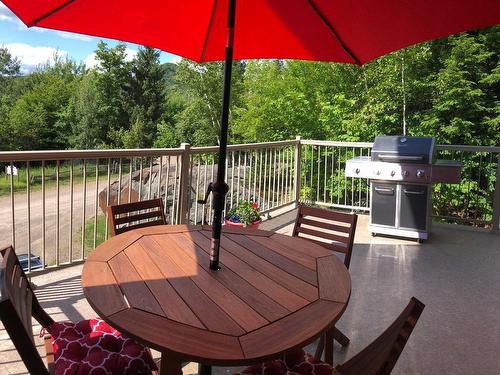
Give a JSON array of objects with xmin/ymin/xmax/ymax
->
[{"xmin": 345, "ymin": 136, "xmax": 461, "ymax": 242}]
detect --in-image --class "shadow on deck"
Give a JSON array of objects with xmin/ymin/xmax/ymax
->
[{"xmin": 1, "ymin": 210, "xmax": 499, "ymax": 374}]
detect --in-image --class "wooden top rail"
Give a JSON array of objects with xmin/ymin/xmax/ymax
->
[{"xmin": 0, "ymin": 139, "xmax": 498, "ymax": 162}]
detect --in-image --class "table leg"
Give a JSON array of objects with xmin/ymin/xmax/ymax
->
[
  {"xmin": 160, "ymin": 352, "xmax": 183, "ymax": 375},
  {"xmin": 324, "ymin": 329, "xmax": 334, "ymax": 365},
  {"xmin": 198, "ymin": 364, "xmax": 212, "ymax": 375}
]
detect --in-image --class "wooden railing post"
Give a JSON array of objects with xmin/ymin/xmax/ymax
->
[
  {"xmin": 294, "ymin": 136, "xmax": 302, "ymax": 207},
  {"xmin": 178, "ymin": 143, "xmax": 191, "ymax": 224},
  {"xmin": 491, "ymin": 154, "xmax": 500, "ymax": 233}
]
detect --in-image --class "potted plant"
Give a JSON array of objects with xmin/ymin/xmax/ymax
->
[{"xmin": 225, "ymin": 200, "xmax": 262, "ymax": 229}]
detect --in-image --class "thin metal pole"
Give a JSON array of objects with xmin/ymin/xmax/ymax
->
[
  {"xmin": 10, "ymin": 162, "xmax": 15, "ymax": 250},
  {"xmin": 210, "ymin": 0, "xmax": 236, "ymax": 271}
]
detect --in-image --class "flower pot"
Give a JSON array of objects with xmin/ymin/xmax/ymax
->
[{"xmin": 224, "ymin": 219, "xmax": 262, "ymax": 230}]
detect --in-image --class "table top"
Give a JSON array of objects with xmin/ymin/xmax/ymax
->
[{"xmin": 82, "ymin": 225, "xmax": 351, "ymax": 365}]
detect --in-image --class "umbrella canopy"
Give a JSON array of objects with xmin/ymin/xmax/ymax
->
[
  {"xmin": 3, "ymin": 0, "xmax": 499, "ymax": 65},
  {"xmin": 3, "ymin": 0, "xmax": 499, "ymax": 270}
]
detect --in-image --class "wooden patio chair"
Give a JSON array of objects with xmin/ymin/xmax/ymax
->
[
  {"xmin": 107, "ymin": 198, "xmax": 167, "ymax": 236},
  {"xmin": 0, "ymin": 246, "xmax": 158, "ymax": 375},
  {"xmin": 292, "ymin": 205, "xmax": 358, "ymax": 359},
  {"xmin": 236, "ymin": 297, "xmax": 425, "ymax": 375}
]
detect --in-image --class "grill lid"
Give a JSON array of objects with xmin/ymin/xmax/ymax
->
[{"xmin": 371, "ymin": 136, "xmax": 435, "ymax": 164}]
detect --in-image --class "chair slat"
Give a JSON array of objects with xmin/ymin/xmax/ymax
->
[
  {"xmin": 299, "ymin": 205, "xmax": 357, "ymax": 224},
  {"xmin": 108, "ymin": 198, "xmax": 167, "ymax": 236},
  {"xmin": 115, "ymin": 219, "xmax": 166, "ymax": 235},
  {"xmin": 114, "ymin": 209, "xmax": 163, "ymax": 225},
  {"xmin": 297, "ymin": 226, "xmax": 349, "ymax": 245},
  {"xmin": 299, "ymin": 217, "xmax": 351, "ymax": 233}
]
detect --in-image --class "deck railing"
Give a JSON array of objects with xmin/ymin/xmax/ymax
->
[{"xmin": 0, "ymin": 138, "xmax": 498, "ymax": 273}]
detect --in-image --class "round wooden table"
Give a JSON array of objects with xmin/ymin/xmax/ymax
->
[{"xmin": 82, "ymin": 225, "xmax": 351, "ymax": 375}]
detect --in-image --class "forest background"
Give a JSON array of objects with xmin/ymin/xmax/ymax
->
[{"xmin": 0, "ymin": 26, "xmax": 498, "ymax": 152}]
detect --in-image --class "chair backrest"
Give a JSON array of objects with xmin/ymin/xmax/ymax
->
[
  {"xmin": 107, "ymin": 198, "xmax": 167, "ymax": 236},
  {"xmin": 334, "ymin": 297, "xmax": 425, "ymax": 375},
  {"xmin": 0, "ymin": 246, "xmax": 55, "ymax": 375},
  {"xmin": 292, "ymin": 205, "xmax": 358, "ymax": 268}
]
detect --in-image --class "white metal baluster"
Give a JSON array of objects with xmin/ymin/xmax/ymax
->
[
  {"xmin": 277, "ymin": 148, "xmax": 282, "ymax": 206},
  {"xmin": 117, "ymin": 159, "xmax": 122, "ymax": 205},
  {"xmin": 157, "ymin": 156, "xmax": 163, "ymax": 199},
  {"xmin": 9, "ymin": 162, "xmax": 15, "ymax": 250},
  {"xmin": 324, "ymin": 147, "xmax": 328, "ymax": 203},
  {"xmin": 247, "ymin": 151, "xmax": 253, "ymax": 201},
  {"xmin": 258, "ymin": 149, "xmax": 263, "ymax": 208},
  {"xmin": 316, "ymin": 146, "xmax": 321, "ymax": 203},
  {"xmin": 237, "ymin": 152, "xmax": 242, "ymax": 204},
  {"xmin": 195, "ymin": 156, "xmax": 201, "ymax": 224},
  {"xmin": 105, "ymin": 158, "xmax": 111, "ymax": 240},
  {"xmin": 310, "ymin": 146, "xmax": 314, "ymax": 193},
  {"xmin": 81, "ymin": 160, "xmax": 87, "ymax": 259},
  {"xmin": 337, "ymin": 148, "xmax": 341, "ymax": 205},
  {"xmin": 344, "ymin": 148, "xmax": 348, "ymax": 206},
  {"xmin": 138, "ymin": 156, "xmax": 144, "ymax": 202},
  {"xmin": 331, "ymin": 147, "xmax": 335, "ymax": 204},
  {"xmin": 165, "ymin": 156, "xmax": 171, "ymax": 222},
  {"xmin": 202, "ymin": 156, "xmax": 208, "ymax": 225},
  {"xmin": 252, "ymin": 151, "xmax": 258, "ymax": 201},
  {"xmin": 285, "ymin": 148, "xmax": 290, "ymax": 203},
  {"xmin": 56, "ymin": 160, "xmax": 60, "ymax": 265},
  {"xmin": 148, "ymin": 157, "xmax": 153, "ymax": 200},
  {"xmin": 26, "ymin": 161, "xmax": 31, "ymax": 271},
  {"xmin": 351, "ymin": 147, "xmax": 355, "ymax": 206},
  {"xmin": 69, "ymin": 161, "xmax": 74, "ymax": 261},
  {"xmin": 173, "ymin": 155, "xmax": 179, "ymax": 224},
  {"xmin": 263, "ymin": 149, "xmax": 268, "ymax": 210},
  {"xmin": 93, "ymin": 159, "xmax": 99, "ymax": 250},
  {"xmin": 41, "ymin": 161, "xmax": 46, "ymax": 268},
  {"xmin": 272, "ymin": 148, "xmax": 277, "ymax": 208},
  {"xmin": 130, "ymin": 158, "xmax": 135, "ymax": 203},
  {"xmin": 230, "ymin": 152, "xmax": 235, "ymax": 209}
]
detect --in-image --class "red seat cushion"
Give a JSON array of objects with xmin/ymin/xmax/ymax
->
[
  {"xmin": 236, "ymin": 349, "xmax": 334, "ymax": 375},
  {"xmin": 46, "ymin": 318, "xmax": 157, "ymax": 375}
]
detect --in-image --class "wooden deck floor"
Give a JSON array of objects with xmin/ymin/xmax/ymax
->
[{"xmin": 1, "ymin": 211, "xmax": 499, "ymax": 374}]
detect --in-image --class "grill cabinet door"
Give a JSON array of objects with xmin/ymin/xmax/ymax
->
[
  {"xmin": 371, "ymin": 182, "xmax": 397, "ymax": 227},
  {"xmin": 400, "ymin": 184, "xmax": 428, "ymax": 230}
]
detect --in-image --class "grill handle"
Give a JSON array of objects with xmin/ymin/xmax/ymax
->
[
  {"xmin": 377, "ymin": 154, "xmax": 424, "ymax": 162},
  {"xmin": 403, "ymin": 189, "xmax": 425, "ymax": 195},
  {"xmin": 374, "ymin": 187, "xmax": 394, "ymax": 195}
]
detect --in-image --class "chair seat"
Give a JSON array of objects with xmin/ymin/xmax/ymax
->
[
  {"xmin": 236, "ymin": 349, "xmax": 333, "ymax": 375},
  {"xmin": 45, "ymin": 318, "xmax": 157, "ymax": 375}
]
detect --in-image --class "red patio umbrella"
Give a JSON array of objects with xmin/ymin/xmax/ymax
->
[{"xmin": 3, "ymin": 0, "xmax": 499, "ymax": 270}]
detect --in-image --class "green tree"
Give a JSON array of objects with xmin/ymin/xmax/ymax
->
[{"xmin": 93, "ymin": 42, "xmax": 132, "ymax": 147}]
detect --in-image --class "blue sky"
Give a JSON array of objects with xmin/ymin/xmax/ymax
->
[{"xmin": 0, "ymin": 2, "xmax": 181, "ymax": 73}]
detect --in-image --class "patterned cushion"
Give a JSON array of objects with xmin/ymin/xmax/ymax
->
[
  {"xmin": 46, "ymin": 318, "xmax": 157, "ymax": 375},
  {"xmin": 236, "ymin": 349, "xmax": 333, "ymax": 375}
]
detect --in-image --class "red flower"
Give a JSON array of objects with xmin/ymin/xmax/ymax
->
[{"xmin": 251, "ymin": 202, "xmax": 259, "ymax": 209}]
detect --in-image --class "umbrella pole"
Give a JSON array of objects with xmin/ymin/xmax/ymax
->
[{"xmin": 210, "ymin": 0, "xmax": 237, "ymax": 271}]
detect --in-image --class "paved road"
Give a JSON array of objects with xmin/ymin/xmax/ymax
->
[{"xmin": 0, "ymin": 179, "xmax": 107, "ymax": 266}]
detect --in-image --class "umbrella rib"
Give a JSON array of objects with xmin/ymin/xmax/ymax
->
[
  {"xmin": 305, "ymin": 0, "xmax": 361, "ymax": 65},
  {"xmin": 27, "ymin": 0, "xmax": 76, "ymax": 27},
  {"xmin": 199, "ymin": 0, "xmax": 219, "ymax": 63}
]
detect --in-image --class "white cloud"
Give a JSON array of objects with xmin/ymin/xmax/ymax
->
[
  {"xmin": 0, "ymin": 3, "xmax": 17, "ymax": 23},
  {"xmin": 55, "ymin": 31, "xmax": 92, "ymax": 42},
  {"xmin": 169, "ymin": 55, "xmax": 182, "ymax": 64},
  {"xmin": 84, "ymin": 47, "xmax": 138, "ymax": 70},
  {"xmin": 4, "ymin": 43, "xmax": 68, "ymax": 74}
]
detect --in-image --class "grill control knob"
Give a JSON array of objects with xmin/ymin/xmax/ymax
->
[
  {"xmin": 401, "ymin": 170, "xmax": 409, "ymax": 177},
  {"xmin": 416, "ymin": 169, "xmax": 425, "ymax": 178},
  {"xmin": 390, "ymin": 170, "xmax": 396, "ymax": 177},
  {"xmin": 355, "ymin": 168, "xmax": 360, "ymax": 174},
  {"xmin": 375, "ymin": 170, "xmax": 381, "ymax": 176}
]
